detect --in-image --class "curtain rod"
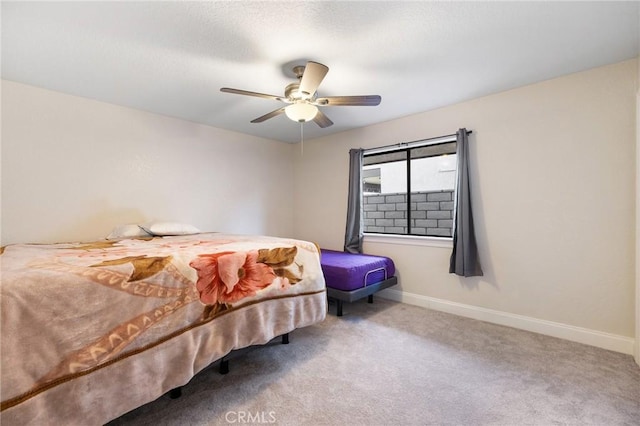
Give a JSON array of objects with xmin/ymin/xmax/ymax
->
[{"xmin": 364, "ymin": 130, "xmax": 472, "ymax": 155}]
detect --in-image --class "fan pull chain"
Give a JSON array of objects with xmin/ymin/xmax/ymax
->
[{"xmin": 300, "ymin": 122, "xmax": 304, "ymax": 156}]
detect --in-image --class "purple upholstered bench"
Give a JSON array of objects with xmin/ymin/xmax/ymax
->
[{"xmin": 320, "ymin": 249, "xmax": 398, "ymax": 316}]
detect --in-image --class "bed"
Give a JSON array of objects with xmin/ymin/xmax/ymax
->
[
  {"xmin": 320, "ymin": 249, "xmax": 397, "ymax": 316},
  {"xmin": 0, "ymin": 232, "xmax": 327, "ymax": 425}
]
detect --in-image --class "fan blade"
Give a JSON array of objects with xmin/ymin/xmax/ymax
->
[
  {"xmin": 313, "ymin": 110, "xmax": 333, "ymax": 128},
  {"xmin": 315, "ymin": 95, "xmax": 381, "ymax": 106},
  {"xmin": 251, "ymin": 107, "xmax": 286, "ymax": 123},
  {"xmin": 221, "ymin": 87, "xmax": 284, "ymax": 101},
  {"xmin": 299, "ymin": 62, "xmax": 329, "ymax": 98}
]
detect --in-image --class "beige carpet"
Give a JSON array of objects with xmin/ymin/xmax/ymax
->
[{"xmin": 109, "ymin": 298, "xmax": 640, "ymax": 425}]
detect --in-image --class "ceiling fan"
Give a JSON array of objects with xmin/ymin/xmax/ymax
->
[{"xmin": 220, "ymin": 61, "xmax": 381, "ymax": 128}]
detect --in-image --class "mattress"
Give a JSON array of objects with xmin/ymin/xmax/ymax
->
[
  {"xmin": 1, "ymin": 232, "xmax": 327, "ymax": 425},
  {"xmin": 320, "ymin": 249, "xmax": 395, "ymax": 291}
]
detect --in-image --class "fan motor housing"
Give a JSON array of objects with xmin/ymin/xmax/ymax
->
[{"xmin": 285, "ymin": 82, "xmax": 309, "ymax": 100}]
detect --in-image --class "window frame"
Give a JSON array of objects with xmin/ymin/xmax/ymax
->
[{"xmin": 362, "ymin": 134, "xmax": 458, "ymax": 240}]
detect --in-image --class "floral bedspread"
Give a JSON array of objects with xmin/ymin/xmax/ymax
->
[{"xmin": 0, "ymin": 233, "xmax": 326, "ymax": 424}]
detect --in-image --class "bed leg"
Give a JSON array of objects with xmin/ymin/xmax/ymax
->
[
  {"xmin": 168, "ymin": 387, "xmax": 182, "ymax": 399},
  {"xmin": 368, "ymin": 294, "xmax": 374, "ymax": 304},
  {"xmin": 219, "ymin": 357, "xmax": 229, "ymax": 375},
  {"xmin": 337, "ymin": 300, "xmax": 343, "ymax": 317},
  {"xmin": 282, "ymin": 333, "xmax": 289, "ymax": 344}
]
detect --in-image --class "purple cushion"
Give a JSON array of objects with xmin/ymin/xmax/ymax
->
[{"xmin": 320, "ymin": 249, "xmax": 395, "ymax": 291}]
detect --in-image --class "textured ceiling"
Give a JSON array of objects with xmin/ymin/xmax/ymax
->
[{"xmin": 2, "ymin": 1, "xmax": 638, "ymax": 143}]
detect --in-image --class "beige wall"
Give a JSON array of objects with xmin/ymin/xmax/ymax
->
[
  {"xmin": 1, "ymin": 80, "xmax": 294, "ymax": 245},
  {"xmin": 294, "ymin": 59, "xmax": 637, "ymax": 342}
]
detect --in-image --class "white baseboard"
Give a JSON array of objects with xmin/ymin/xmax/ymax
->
[{"xmin": 377, "ymin": 288, "xmax": 635, "ymax": 355}]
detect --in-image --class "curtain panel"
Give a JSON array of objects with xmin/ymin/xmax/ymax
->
[
  {"xmin": 449, "ymin": 128, "xmax": 483, "ymax": 277},
  {"xmin": 344, "ymin": 148, "xmax": 364, "ymax": 254}
]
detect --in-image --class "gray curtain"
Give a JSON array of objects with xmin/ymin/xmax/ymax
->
[
  {"xmin": 449, "ymin": 129, "xmax": 483, "ymax": 277},
  {"xmin": 344, "ymin": 148, "xmax": 364, "ymax": 254}
]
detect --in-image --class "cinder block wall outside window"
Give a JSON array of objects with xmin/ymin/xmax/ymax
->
[{"xmin": 363, "ymin": 190, "xmax": 454, "ymax": 236}]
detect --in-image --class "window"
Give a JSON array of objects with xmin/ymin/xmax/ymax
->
[{"xmin": 363, "ymin": 139, "xmax": 457, "ymax": 237}]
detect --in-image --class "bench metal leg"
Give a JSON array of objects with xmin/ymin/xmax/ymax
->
[
  {"xmin": 368, "ymin": 294, "xmax": 374, "ymax": 303},
  {"xmin": 336, "ymin": 300, "xmax": 343, "ymax": 317},
  {"xmin": 282, "ymin": 333, "xmax": 289, "ymax": 344},
  {"xmin": 168, "ymin": 387, "xmax": 182, "ymax": 399}
]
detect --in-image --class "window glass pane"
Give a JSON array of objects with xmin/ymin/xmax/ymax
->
[
  {"xmin": 410, "ymin": 144, "xmax": 456, "ymax": 237},
  {"xmin": 363, "ymin": 151, "xmax": 407, "ymax": 234}
]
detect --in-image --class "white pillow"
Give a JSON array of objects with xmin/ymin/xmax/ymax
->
[
  {"xmin": 106, "ymin": 224, "xmax": 152, "ymax": 240},
  {"xmin": 139, "ymin": 222, "xmax": 201, "ymax": 236}
]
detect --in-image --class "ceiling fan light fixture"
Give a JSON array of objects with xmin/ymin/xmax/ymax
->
[
  {"xmin": 221, "ymin": 61, "xmax": 380, "ymax": 128},
  {"xmin": 285, "ymin": 102, "xmax": 318, "ymax": 122}
]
